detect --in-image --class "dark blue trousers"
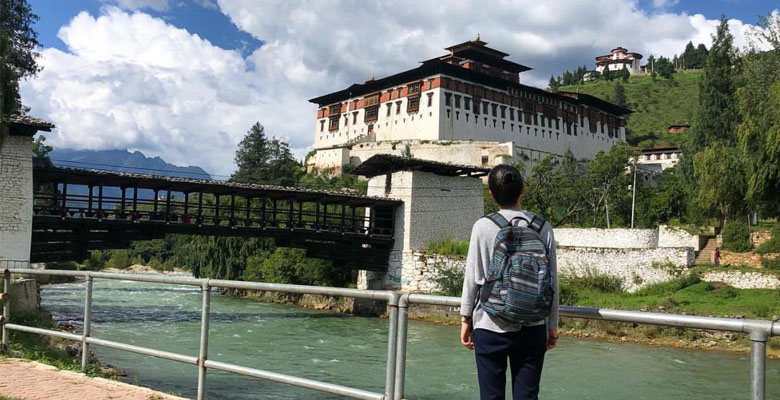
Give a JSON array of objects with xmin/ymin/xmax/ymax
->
[{"xmin": 473, "ymin": 325, "xmax": 547, "ymax": 400}]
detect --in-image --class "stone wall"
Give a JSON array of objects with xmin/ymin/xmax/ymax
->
[
  {"xmin": 0, "ymin": 135, "xmax": 33, "ymax": 262},
  {"xmin": 554, "ymin": 228, "xmax": 659, "ymax": 249},
  {"xmin": 8, "ymin": 279, "xmax": 39, "ymax": 312},
  {"xmin": 701, "ymin": 271, "xmax": 780, "ymax": 290},
  {"xmin": 557, "ymin": 247, "xmax": 694, "ymax": 292},
  {"xmin": 400, "ymin": 252, "xmax": 466, "ymax": 293},
  {"xmin": 658, "ymin": 225, "xmax": 702, "ymax": 250},
  {"xmin": 358, "ymin": 169, "xmax": 483, "ymax": 291}
]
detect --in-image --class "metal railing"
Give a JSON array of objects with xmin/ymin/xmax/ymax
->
[{"xmin": 1, "ymin": 267, "xmax": 778, "ymax": 400}]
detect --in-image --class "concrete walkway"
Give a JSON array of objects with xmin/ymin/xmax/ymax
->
[{"xmin": 0, "ymin": 359, "xmax": 187, "ymax": 400}]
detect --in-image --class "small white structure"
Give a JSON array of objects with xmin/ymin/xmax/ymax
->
[
  {"xmin": 0, "ymin": 115, "xmax": 54, "ymax": 263},
  {"xmin": 595, "ymin": 47, "xmax": 643, "ymax": 75},
  {"xmin": 351, "ymin": 155, "xmax": 486, "ymax": 291}
]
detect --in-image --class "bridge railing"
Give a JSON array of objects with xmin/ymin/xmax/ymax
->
[{"xmin": 1, "ymin": 267, "xmax": 778, "ymax": 400}]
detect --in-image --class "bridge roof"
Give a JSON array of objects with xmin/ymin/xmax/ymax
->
[
  {"xmin": 351, "ymin": 154, "xmax": 490, "ymax": 178},
  {"xmin": 35, "ymin": 165, "xmax": 402, "ymax": 207}
]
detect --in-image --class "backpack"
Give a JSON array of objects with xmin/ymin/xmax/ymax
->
[{"xmin": 479, "ymin": 212, "xmax": 554, "ymax": 323}]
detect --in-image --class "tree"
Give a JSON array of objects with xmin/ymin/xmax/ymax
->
[
  {"xmin": 1, "ymin": 0, "xmax": 40, "ymax": 142},
  {"xmin": 231, "ymin": 122, "xmax": 301, "ymax": 186},
  {"xmin": 0, "ymin": 0, "xmax": 40, "ymax": 79},
  {"xmin": 583, "ymin": 143, "xmax": 634, "ymax": 227},
  {"xmin": 681, "ymin": 41, "xmax": 696, "ymax": 69},
  {"xmin": 619, "ymin": 65, "xmax": 630, "ymax": 82},
  {"xmin": 689, "ymin": 15, "xmax": 738, "ymax": 151},
  {"xmin": 548, "ymin": 75, "xmax": 560, "ymax": 91},
  {"xmin": 694, "ymin": 43, "xmax": 709, "ymax": 68},
  {"xmin": 737, "ymin": 24, "xmax": 780, "ymax": 213},
  {"xmin": 749, "ymin": 12, "xmax": 780, "ymax": 51},
  {"xmin": 693, "ymin": 142, "xmax": 747, "ymax": 223},
  {"xmin": 613, "ymin": 81, "xmax": 627, "ymax": 108},
  {"xmin": 655, "ymin": 56, "xmax": 675, "ymax": 79}
]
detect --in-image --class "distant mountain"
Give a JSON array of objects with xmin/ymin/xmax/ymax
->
[
  {"xmin": 46, "ymin": 149, "xmax": 212, "ymax": 209},
  {"xmin": 49, "ymin": 148, "xmax": 212, "ymax": 180}
]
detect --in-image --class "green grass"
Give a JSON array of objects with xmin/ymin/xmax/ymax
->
[
  {"xmin": 566, "ymin": 274, "xmax": 780, "ymax": 319},
  {"xmin": 426, "ymin": 237, "xmax": 469, "ymax": 256},
  {"xmin": 0, "ymin": 396, "xmax": 26, "ymax": 400},
  {"xmin": 559, "ymin": 72, "xmax": 701, "ymax": 147},
  {"xmin": 4, "ymin": 308, "xmax": 109, "ymax": 378}
]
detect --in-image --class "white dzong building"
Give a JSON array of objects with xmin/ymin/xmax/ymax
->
[{"xmin": 308, "ymin": 38, "xmax": 631, "ymax": 174}]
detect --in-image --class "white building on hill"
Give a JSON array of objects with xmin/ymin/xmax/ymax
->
[
  {"xmin": 595, "ymin": 47, "xmax": 643, "ymax": 75},
  {"xmin": 308, "ymin": 38, "xmax": 631, "ymax": 174}
]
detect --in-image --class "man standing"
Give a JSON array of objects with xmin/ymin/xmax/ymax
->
[{"xmin": 460, "ymin": 164, "xmax": 559, "ymax": 400}]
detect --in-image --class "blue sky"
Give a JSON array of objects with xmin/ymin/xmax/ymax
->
[{"xmin": 20, "ymin": 0, "xmax": 779, "ymax": 175}]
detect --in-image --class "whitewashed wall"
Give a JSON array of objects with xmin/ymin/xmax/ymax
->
[
  {"xmin": 554, "ymin": 228, "xmax": 659, "ymax": 249},
  {"xmin": 0, "ymin": 135, "xmax": 33, "ymax": 262}
]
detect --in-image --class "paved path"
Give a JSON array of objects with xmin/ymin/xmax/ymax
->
[{"xmin": 0, "ymin": 359, "xmax": 187, "ymax": 400}]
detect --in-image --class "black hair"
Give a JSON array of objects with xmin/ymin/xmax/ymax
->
[{"xmin": 488, "ymin": 164, "xmax": 524, "ymax": 206}]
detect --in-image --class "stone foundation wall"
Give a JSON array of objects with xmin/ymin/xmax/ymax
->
[
  {"xmin": 8, "ymin": 279, "xmax": 39, "ymax": 312},
  {"xmin": 0, "ymin": 135, "xmax": 33, "ymax": 262},
  {"xmin": 701, "ymin": 271, "xmax": 780, "ymax": 290},
  {"xmin": 554, "ymin": 228, "xmax": 658, "ymax": 249},
  {"xmin": 557, "ymin": 246, "xmax": 694, "ymax": 292},
  {"xmin": 400, "ymin": 252, "xmax": 466, "ymax": 293}
]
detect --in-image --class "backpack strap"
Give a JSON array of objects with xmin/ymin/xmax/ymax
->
[
  {"xmin": 484, "ymin": 212, "xmax": 511, "ymax": 229},
  {"xmin": 528, "ymin": 215, "xmax": 547, "ymax": 233}
]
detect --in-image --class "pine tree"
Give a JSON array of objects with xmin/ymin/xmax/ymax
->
[
  {"xmin": 695, "ymin": 43, "xmax": 709, "ymax": 68},
  {"xmin": 613, "ymin": 81, "xmax": 627, "ymax": 108},
  {"xmin": 548, "ymin": 75, "xmax": 560, "ymax": 91},
  {"xmin": 690, "ymin": 15, "xmax": 738, "ymax": 150},
  {"xmin": 231, "ymin": 122, "xmax": 301, "ymax": 186}
]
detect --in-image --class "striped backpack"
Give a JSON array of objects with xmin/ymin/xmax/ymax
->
[{"xmin": 479, "ymin": 213, "xmax": 554, "ymax": 323}]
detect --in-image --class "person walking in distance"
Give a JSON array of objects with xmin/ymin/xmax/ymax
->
[
  {"xmin": 460, "ymin": 164, "xmax": 559, "ymax": 400},
  {"xmin": 714, "ymin": 247, "xmax": 721, "ymax": 267}
]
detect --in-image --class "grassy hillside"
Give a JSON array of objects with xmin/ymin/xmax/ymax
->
[{"xmin": 559, "ymin": 71, "xmax": 701, "ymax": 147}]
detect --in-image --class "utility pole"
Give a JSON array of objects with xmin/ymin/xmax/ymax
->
[
  {"xmin": 631, "ymin": 159, "xmax": 637, "ymax": 228},
  {"xmin": 605, "ymin": 196, "xmax": 611, "ymax": 229}
]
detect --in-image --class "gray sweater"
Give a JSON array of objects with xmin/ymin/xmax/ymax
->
[{"xmin": 459, "ymin": 209, "xmax": 559, "ymax": 333}]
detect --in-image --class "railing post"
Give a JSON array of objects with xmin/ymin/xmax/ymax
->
[
  {"xmin": 384, "ymin": 293, "xmax": 399, "ymax": 400},
  {"xmin": 749, "ymin": 329, "xmax": 767, "ymax": 400},
  {"xmin": 393, "ymin": 294, "xmax": 410, "ymax": 400},
  {"xmin": 1, "ymin": 268, "xmax": 10, "ymax": 353},
  {"xmin": 81, "ymin": 275, "xmax": 94, "ymax": 370},
  {"xmin": 197, "ymin": 280, "xmax": 211, "ymax": 400}
]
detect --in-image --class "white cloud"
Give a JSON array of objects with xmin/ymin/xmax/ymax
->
[
  {"xmin": 20, "ymin": 1, "xmax": 763, "ymax": 177},
  {"xmin": 20, "ymin": 8, "xmax": 263, "ymax": 176},
  {"xmin": 652, "ymin": 0, "xmax": 679, "ymax": 9},
  {"xmin": 99, "ymin": 0, "xmax": 172, "ymax": 12}
]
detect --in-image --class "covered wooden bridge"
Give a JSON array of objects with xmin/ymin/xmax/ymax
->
[{"xmin": 31, "ymin": 165, "xmax": 401, "ymax": 270}]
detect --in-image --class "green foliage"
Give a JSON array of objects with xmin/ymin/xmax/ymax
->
[
  {"xmin": 762, "ymin": 257, "xmax": 780, "ymax": 270},
  {"xmin": 633, "ymin": 274, "xmax": 700, "ymax": 296},
  {"xmin": 654, "ymin": 56, "xmax": 676, "ymax": 79},
  {"xmin": 432, "ymin": 261, "xmax": 464, "ymax": 296},
  {"xmin": 689, "ymin": 16, "xmax": 738, "ymax": 151},
  {"xmin": 721, "ymin": 221, "xmax": 753, "ymax": 252},
  {"xmin": 636, "ymin": 167, "xmax": 689, "ymax": 227},
  {"xmin": 680, "ymin": 41, "xmax": 708, "ymax": 70},
  {"xmin": 243, "ymin": 247, "xmax": 353, "ymax": 287},
  {"xmin": 427, "ymin": 237, "xmax": 469, "ymax": 256},
  {"xmin": 559, "ymin": 72, "xmax": 700, "ymax": 147},
  {"xmin": 692, "ymin": 142, "xmax": 747, "ymax": 221},
  {"xmin": 230, "ymin": 122, "xmax": 301, "ymax": 186},
  {"xmin": 737, "ymin": 51, "xmax": 780, "ymax": 211},
  {"xmin": 612, "ymin": 81, "xmax": 626, "ymax": 107},
  {"xmin": 561, "ymin": 269, "xmax": 624, "ymax": 295},
  {"xmin": 755, "ymin": 224, "xmax": 780, "ymax": 254}
]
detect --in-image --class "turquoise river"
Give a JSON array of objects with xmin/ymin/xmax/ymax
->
[{"xmin": 39, "ymin": 279, "xmax": 779, "ymax": 399}]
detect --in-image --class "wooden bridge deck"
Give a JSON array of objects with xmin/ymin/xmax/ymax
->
[
  {"xmin": 0, "ymin": 358, "xmax": 186, "ymax": 400},
  {"xmin": 30, "ymin": 165, "xmax": 401, "ymax": 270}
]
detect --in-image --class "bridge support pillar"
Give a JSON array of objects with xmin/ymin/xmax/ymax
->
[
  {"xmin": 357, "ymin": 167, "xmax": 484, "ymax": 292},
  {"xmin": 0, "ymin": 135, "xmax": 34, "ymax": 264}
]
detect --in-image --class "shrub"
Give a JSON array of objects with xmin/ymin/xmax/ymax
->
[
  {"xmin": 721, "ymin": 222, "xmax": 752, "ymax": 252},
  {"xmin": 427, "ymin": 238, "xmax": 469, "ymax": 256},
  {"xmin": 634, "ymin": 273, "xmax": 701, "ymax": 296},
  {"xmin": 561, "ymin": 269, "xmax": 623, "ymax": 294},
  {"xmin": 432, "ymin": 261, "xmax": 464, "ymax": 296},
  {"xmin": 756, "ymin": 223, "xmax": 780, "ymax": 254},
  {"xmin": 762, "ymin": 257, "xmax": 780, "ymax": 271}
]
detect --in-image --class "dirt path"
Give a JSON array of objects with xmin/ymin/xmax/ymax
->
[{"xmin": 0, "ymin": 358, "xmax": 187, "ymax": 400}]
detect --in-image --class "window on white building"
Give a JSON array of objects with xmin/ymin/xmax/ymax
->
[
  {"xmin": 445, "ymin": 93, "xmax": 452, "ymax": 107},
  {"xmin": 427, "ymin": 92, "xmax": 434, "ymax": 107}
]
